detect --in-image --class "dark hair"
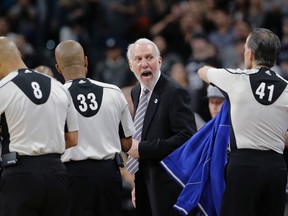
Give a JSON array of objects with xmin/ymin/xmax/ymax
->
[{"xmin": 247, "ymin": 28, "xmax": 281, "ymax": 68}]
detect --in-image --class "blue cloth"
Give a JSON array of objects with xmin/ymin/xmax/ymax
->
[{"xmin": 160, "ymin": 101, "xmax": 230, "ymax": 216}]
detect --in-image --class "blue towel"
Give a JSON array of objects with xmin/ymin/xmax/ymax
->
[{"xmin": 160, "ymin": 101, "xmax": 230, "ymax": 216}]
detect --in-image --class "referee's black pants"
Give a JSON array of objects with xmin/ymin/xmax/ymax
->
[
  {"xmin": 64, "ymin": 159, "xmax": 122, "ymax": 216},
  {"xmin": 220, "ymin": 149, "xmax": 287, "ymax": 216},
  {"xmin": 0, "ymin": 154, "xmax": 68, "ymax": 216}
]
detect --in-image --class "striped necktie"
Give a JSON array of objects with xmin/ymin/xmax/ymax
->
[{"xmin": 126, "ymin": 88, "xmax": 149, "ymax": 174}]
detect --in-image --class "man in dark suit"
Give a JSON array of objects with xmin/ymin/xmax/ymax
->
[{"xmin": 126, "ymin": 38, "xmax": 197, "ymax": 216}]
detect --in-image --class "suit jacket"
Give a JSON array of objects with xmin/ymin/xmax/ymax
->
[{"xmin": 131, "ymin": 73, "xmax": 197, "ymax": 216}]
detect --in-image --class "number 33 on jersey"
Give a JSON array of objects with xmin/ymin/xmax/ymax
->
[{"xmin": 68, "ymin": 78, "xmax": 103, "ymax": 117}]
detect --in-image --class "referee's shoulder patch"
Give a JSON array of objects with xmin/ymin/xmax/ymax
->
[
  {"xmin": 249, "ymin": 68, "xmax": 287, "ymax": 105},
  {"xmin": 68, "ymin": 78, "xmax": 103, "ymax": 117},
  {"xmin": 12, "ymin": 69, "xmax": 51, "ymax": 104}
]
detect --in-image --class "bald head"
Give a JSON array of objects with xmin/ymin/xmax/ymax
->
[
  {"xmin": 0, "ymin": 36, "xmax": 19, "ymax": 57},
  {"xmin": 55, "ymin": 40, "xmax": 87, "ymax": 81},
  {"xmin": 0, "ymin": 36, "xmax": 26, "ymax": 79},
  {"xmin": 55, "ymin": 40, "xmax": 85, "ymax": 68}
]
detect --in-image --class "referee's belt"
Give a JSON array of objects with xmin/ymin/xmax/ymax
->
[{"xmin": 1, "ymin": 152, "xmax": 61, "ymax": 167}]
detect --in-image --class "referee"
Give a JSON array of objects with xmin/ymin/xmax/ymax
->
[
  {"xmin": 198, "ymin": 28, "xmax": 288, "ymax": 216},
  {"xmin": 0, "ymin": 37, "xmax": 79, "ymax": 216},
  {"xmin": 55, "ymin": 40, "xmax": 135, "ymax": 216}
]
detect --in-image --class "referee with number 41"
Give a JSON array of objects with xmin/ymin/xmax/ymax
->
[
  {"xmin": 198, "ymin": 28, "xmax": 288, "ymax": 216},
  {"xmin": 0, "ymin": 37, "xmax": 79, "ymax": 216}
]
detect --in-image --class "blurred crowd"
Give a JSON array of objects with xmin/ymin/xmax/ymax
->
[{"xmin": 1, "ymin": 0, "xmax": 288, "ymax": 121}]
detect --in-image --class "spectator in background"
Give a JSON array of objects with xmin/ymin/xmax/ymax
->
[
  {"xmin": 233, "ymin": 38, "xmax": 246, "ymax": 69},
  {"xmin": 0, "ymin": 16, "xmax": 13, "ymax": 37},
  {"xmin": 186, "ymin": 32, "xmax": 222, "ymax": 121},
  {"xmin": 8, "ymin": 33, "xmax": 51, "ymax": 69},
  {"xmin": 186, "ymin": 32, "xmax": 221, "ymax": 91},
  {"xmin": 149, "ymin": 2, "xmax": 191, "ymax": 61},
  {"xmin": 231, "ymin": 21, "xmax": 251, "ymax": 68},
  {"xmin": 98, "ymin": 0, "xmax": 136, "ymax": 37},
  {"xmin": 234, "ymin": 20, "xmax": 251, "ymax": 41},
  {"xmin": 206, "ymin": 85, "xmax": 225, "ymax": 118},
  {"xmin": 35, "ymin": 65, "xmax": 55, "ymax": 78},
  {"xmin": 228, "ymin": 0, "xmax": 250, "ymax": 21},
  {"xmin": 169, "ymin": 62, "xmax": 191, "ymax": 90},
  {"xmin": 169, "ymin": 62, "xmax": 197, "ymax": 110},
  {"xmin": 208, "ymin": 8, "xmax": 235, "ymax": 50},
  {"xmin": 58, "ymin": 1, "xmax": 91, "ymax": 46},
  {"xmin": 244, "ymin": 0, "xmax": 266, "ymax": 29},
  {"xmin": 208, "ymin": 8, "xmax": 236, "ymax": 67},
  {"xmin": 91, "ymin": 36, "xmax": 135, "ymax": 88},
  {"xmin": 152, "ymin": 34, "xmax": 183, "ymax": 75},
  {"xmin": 128, "ymin": 0, "xmax": 154, "ymax": 41},
  {"xmin": 169, "ymin": 62, "xmax": 205, "ymax": 130},
  {"xmin": 7, "ymin": 0, "xmax": 40, "ymax": 47},
  {"xmin": 178, "ymin": 1, "xmax": 205, "ymax": 44}
]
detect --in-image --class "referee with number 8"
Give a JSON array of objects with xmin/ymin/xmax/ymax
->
[{"xmin": 0, "ymin": 37, "xmax": 79, "ymax": 216}]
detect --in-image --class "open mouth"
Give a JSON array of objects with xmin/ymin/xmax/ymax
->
[{"xmin": 141, "ymin": 71, "xmax": 152, "ymax": 77}]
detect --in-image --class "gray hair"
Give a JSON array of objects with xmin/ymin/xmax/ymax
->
[
  {"xmin": 126, "ymin": 38, "xmax": 161, "ymax": 61},
  {"xmin": 247, "ymin": 28, "xmax": 281, "ymax": 68}
]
